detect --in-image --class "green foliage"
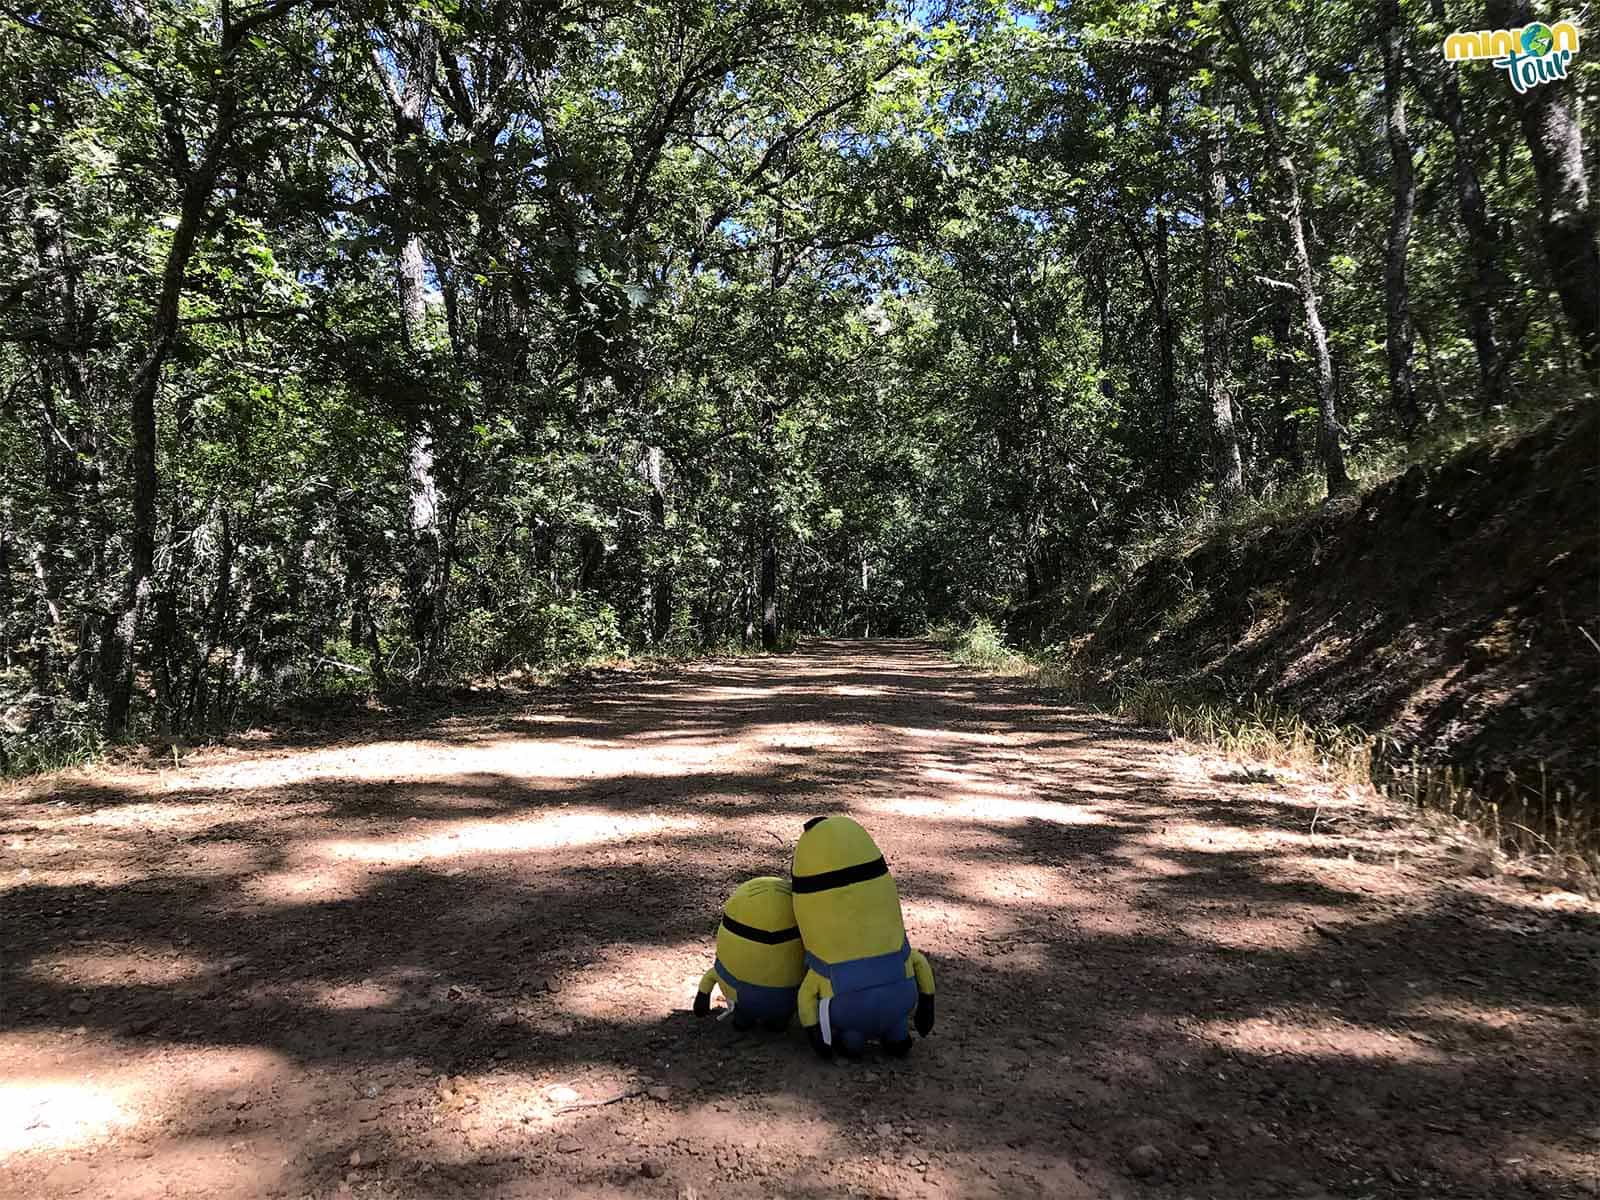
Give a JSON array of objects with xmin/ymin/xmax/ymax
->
[
  {"xmin": 939, "ymin": 619, "xmax": 1029, "ymax": 671},
  {"xmin": 0, "ymin": 678, "xmax": 105, "ymax": 777},
  {"xmin": 0, "ymin": 0, "xmax": 1593, "ymax": 764},
  {"xmin": 444, "ymin": 593, "xmax": 627, "ymax": 680}
]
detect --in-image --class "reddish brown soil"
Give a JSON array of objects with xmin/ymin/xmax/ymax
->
[{"xmin": 2, "ymin": 641, "xmax": 1596, "ymax": 1199}]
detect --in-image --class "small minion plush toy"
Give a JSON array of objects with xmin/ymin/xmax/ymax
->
[
  {"xmin": 791, "ymin": 815, "xmax": 936, "ymax": 1058},
  {"xmin": 693, "ymin": 876, "xmax": 805, "ymax": 1031}
]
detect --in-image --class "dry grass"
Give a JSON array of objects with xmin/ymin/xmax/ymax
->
[
  {"xmin": 1376, "ymin": 755, "xmax": 1598, "ymax": 882},
  {"xmin": 937, "ymin": 623, "xmax": 1597, "ymax": 885}
]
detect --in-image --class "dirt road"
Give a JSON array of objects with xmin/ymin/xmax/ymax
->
[{"xmin": 3, "ymin": 640, "xmax": 1595, "ymax": 1199}]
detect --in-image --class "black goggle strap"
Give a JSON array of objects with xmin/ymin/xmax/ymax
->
[
  {"xmin": 719, "ymin": 913, "xmax": 801, "ymax": 944},
  {"xmin": 790, "ymin": 855, "xmax": 888, "ymax": 895}
]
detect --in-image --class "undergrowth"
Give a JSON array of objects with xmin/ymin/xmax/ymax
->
[
  {"xmin": 1376, "ymin": 756, "xmax": 1597, "ymax": 880},
  {"xmin": 1103, "ymin": 401, "xmax": 1565, "ymax": 594},
  {"xmin": 0, "ymin": 684, "xmax": 106, "ymax": 778},
  {"xmin": 929, "ymin": 618, "xmax": 1031, "ymax": 671}
]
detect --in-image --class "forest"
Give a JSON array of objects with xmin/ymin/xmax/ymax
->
[
  {"xmin": 1, "ymin": 0, "xmax": 1595, "ymax": 758},
  {"xmin": 3, "ymin": 5, "xmax": 1598, "ymax": 1196}
]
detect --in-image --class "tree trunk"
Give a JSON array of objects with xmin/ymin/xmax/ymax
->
[
  {"xmin": 0, "ymin": 518, "xmax": 11, "ymax": 670},
  {"xmin": 640, "ymin": 445, "xmax": 672, "ymax": 645},
  {"xmin": 185, "ymin": 507, "xmax": 234, "ymax": 729},
  {"xmin": 1201, "ymin": 72, "xmax": 1244, "ymax": 511},
  {"xmin": 1425, "ymin": 0, "xmax": 1509, "ymax": 404},
  {"xmin": 98, "ymin": 0, "xmax": 302, "ymax": 734},
  {"xmin": 103, "ymin": 104, "xmax": 237, "ymax": 734},
  {"xmin": 1154, "ymin": 74, "xmax": 1178, "ymax": 492},
  {"xmin": 1223, "ymin": 2, "xmax": 1352, "ymax": 497},
  {"xmin": 577, "ymin": 530, "xmax": 605, "ymax": 594},
  {"xmin": 1092, "ymin": 254, "xmax": 1116, "ymax": 403},
  {"xmin": 760, "ymin": 180, "xmax": 785, "ymax": 655},
  {"xmin": 1486, "ymin": 0, "xmax": 1599, "ymax": 375},
  {"xmin": 381, "ymin": 23, "xmax": 449, "ymax": 675},
  {"xmin": 1381, "ymin": 0, "xmax": 1420, "ymax": 430},
  {"xmin": 758, "ymin": 401, "xmax": 778, "ymax": 652}
]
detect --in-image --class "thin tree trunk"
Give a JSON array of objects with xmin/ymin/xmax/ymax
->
[
  {"xmin": 1201, "ymin": 70, "xmax": 1244, "ymax": 511},
  {"xmin": 1486, "ymin": 0, "xmax": 1600, "ymax": 375},
  {"xmin": 1381, "ymin": 0, "xmax": 1420, "ymax": 430},
  {"xmin": 640, "ymin": 445, "xmax": 672, "ymax": 645},
  {"xmin": 758, "ymin": 398, "xmax": 778, "ymax": 652},
  {"xmin": 0, "ymin": 517, "xmax": 11, "ymax": 670},
  {"xmin": 1092, "ymin": 254, "xmax": 1115, "ymax": 402},
  {"xmin": 99, "ymin": 0, "xmax": 304, "ymax": 734},
  {"xmin": 1223, "ymin": 2, "xmax": 1352, "ymax": 497},
  {"xmin": 760, "ymin": 175, "xmax": 785, "ymax": 654},
  {"xmin": 378, "ymin": 23, "xmax": 450, "ymax": 674},
  {"xmin": 185, "ymin": 507, "xmax": 233, "ymax": 729},
  {"xmin": 1154, "ymin": 73, "xmax": 1178, "ymax": 492},
  {"xmin": 103, "ymin": 94, "xmax": 236, "ymax": 734}
]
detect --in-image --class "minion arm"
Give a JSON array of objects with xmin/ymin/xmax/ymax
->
[
  {"xmin": 797, "ymin": 971, "xmax": 833, "ymax": 1058},
  {"xmin": 909, "ymin": 949, "xmax": 935, "ymax": 995},
  {"xmin": 693, "ymin": 967, "xmax": 719, "ymax": 1017},
  {"xmin": 909, "ymin": 949, "xmax": 936, "ymax": 1036},
  {"xmin": 797, "ymin": 970, "xmax": 822, "ymax": 1028}
]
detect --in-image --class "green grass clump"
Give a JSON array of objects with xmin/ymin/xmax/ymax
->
[
  {"xmin": 0, "ymin": 690, "xmax": 106, "ymax": 778},
  {"xmin": 937, "ymin": 618, "xmax": 1030, "ymax": 671}
]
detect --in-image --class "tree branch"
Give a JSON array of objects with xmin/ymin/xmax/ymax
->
[{"xmin": 1, "ymin": 7, "xmax": 151, "ymax": 80}]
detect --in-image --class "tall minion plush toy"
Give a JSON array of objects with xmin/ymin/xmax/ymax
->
[
  {"xmin": 693, "ymin": 876, "xmax": 805, "ymax": 1031},
  {"xmin": 791, "ymin": 816, "xmax": 936, "ymax": 1058}
]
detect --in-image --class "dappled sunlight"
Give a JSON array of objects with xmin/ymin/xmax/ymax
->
[
  {"xmin": 241, "ymin": 809, "xmax": 703, "ymax": 904},
  {"xmin": 108, "ymin": 735, "xmax": 760, "ymax": 804},
  {"xmin": 905, "ymin": 896, "xmax": 1027, "ymax": 947},
  {"xmin": 895, "ymin": 725, "xmax": 1001, "ymax": 743},
  {"xmin": 959, "ymin": 863, "xmax": 1070, "ymax": 908},
  {"xmin": 24, "ymin": 947, "xmax": 213, "ymax": 988},
  {"xmin": 309, "ymin": 980, "xmax": 409, "ymax": 1011},
  {"xmin": 1134, "ymin": 820, "xmax": 1364, "ymax": 857},
  {"xmin": 1174, "ymin": 915, "xmax": 1323, "ymax": 952},
  {"xmin": 2, "ymin": 866, "xmax": 151, "ymax": 891},
  {"xmin": 876, "ymin": 793, "xmax": 1104, "ymax": 827},
  {"xmin": 0, "ymin": 1042, "xmax": 288, "ymax": 1162},
  {"xmin": 0, "ymin": 1077, "xmax": 136, "ymax": 1157},
  {"xmin": 3, "ymin": 642, "xmax": 1595, "ymax": 1200},
  {"xmin": 1196, "ymin": 1014, "xmax": 1450, "ymax": 1064},
  {"xmin": 61, "ymin": 800, "xmax": 252, "ymax": 833},
  {"xmin": 319, "ymin": 809, "xmax": 702, "ymax": 864},
  {"xmin": 1394, "ymin": 995, "xmax": 1590, "ymax": 1030},
  {"xmin": 556, "ymin": 939, "xmax": 706, "ymax": 1021}
]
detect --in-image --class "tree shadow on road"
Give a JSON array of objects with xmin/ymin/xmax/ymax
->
[{"xmin": 3, "ymin": 642, "xmax": 1595, "ymax": 1199}]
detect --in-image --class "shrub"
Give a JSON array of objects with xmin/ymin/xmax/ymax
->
[{"xmin": 0, "ymin": 677, "xmax": 105, "ymax": 777}]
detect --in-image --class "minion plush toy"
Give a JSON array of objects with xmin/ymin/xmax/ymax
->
[
  {"xmin": 693, "ymin": 876, "xmax": 805, "ymax": 1031},
  {"xmin": 791, "ymin": 816, "xmax": 936, "ymax": 1058}
]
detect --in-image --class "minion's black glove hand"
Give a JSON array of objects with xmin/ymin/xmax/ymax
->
[
  {"xmin": 806, "ymin": 1024, "xmax": 834, "ymax": 1060},
  {"xmin": 693, "ymin": 990, "xmax": 710, "ymax": 1017},
  {"xmin": 915, "ymin": 993, "xmax": 935, "ymax": 1037}
]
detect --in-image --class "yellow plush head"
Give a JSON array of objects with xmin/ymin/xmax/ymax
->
[
  {"xmin": 714, "ymin": 876, "xmax": 804, "ymax": 990},
  {"xmin": 791, "ymin": 816, "xmax": 907, "ymax": 965}
]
